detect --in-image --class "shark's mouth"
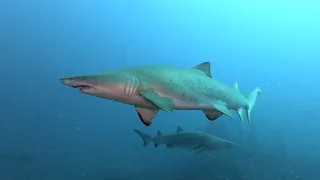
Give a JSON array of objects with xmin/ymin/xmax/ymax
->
[{"xmin": 71, "ymin": 84, "xmax": 92, "ymax": 90}]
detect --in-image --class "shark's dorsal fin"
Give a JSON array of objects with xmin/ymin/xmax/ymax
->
[
  {"xmin": 233, "ymin": 82, "xmax": 240, "ymax": 92},
  {"xmin": 177, "ymin": 126, "xmax": 184, "ymax": 132},
  {"xmin": 192, "ymin": 62, "xmax": 212, "ymax": 78},
  {"xmin": 157, "ymin": 131, "xmax": 162, "ymax": 136}
]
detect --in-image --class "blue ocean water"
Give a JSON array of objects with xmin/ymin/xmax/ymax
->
[{"xmin": 0, "ymin": 0, "xmax": 319, "ymax": 179}]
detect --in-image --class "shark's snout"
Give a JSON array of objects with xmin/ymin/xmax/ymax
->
[
  {"xmin": 60, "ymin": 78, "xmax": 71, "ymax": 86},
  {"xmin": 59, "ymin": 76, "xmax": 93, "ymax": 91}
]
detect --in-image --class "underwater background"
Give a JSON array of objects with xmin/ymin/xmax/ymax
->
[{"xmin": 1, "ymin": 0, "xmax": 319, "ymax": 179}]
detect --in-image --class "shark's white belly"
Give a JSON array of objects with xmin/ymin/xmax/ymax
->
[{"xmin": 107, "ymin": 92, "xmax": 212, "ymax": 110}]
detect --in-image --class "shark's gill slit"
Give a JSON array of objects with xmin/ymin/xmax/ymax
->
[
  {"xmin": 124, "ymin": 77, "xmax": 138, "ymax": 97},
  {"xmin": 131, "ymin": 77, "xmax": 139, "ymax": 96},
  {"xmin": 124, "ymin": 77, "xmax": 129, "ymax": 96},
  {"xmin": 128, "ymin": 77, "xmax": 134, "ymax": 96},
  {"xmin": 131, "ymin": 78, "xmax": 135, "ymax": 96},
  {"xmin": 127, "ymin": 77, "xmax": 132, "ymax": 96}
]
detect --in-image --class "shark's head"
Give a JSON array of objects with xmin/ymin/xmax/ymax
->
[{"xmin": 60, "ymin": 72, "xmax": 132, "ymax": 100}]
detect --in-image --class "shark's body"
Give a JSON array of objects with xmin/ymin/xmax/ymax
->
[
  {"xmin": 134, "ymin": 126, "xmax": 236, "ymax": 153},
  {"xmin": 60, "ymin": 62, "xmax": 261, "ymax": 126}
]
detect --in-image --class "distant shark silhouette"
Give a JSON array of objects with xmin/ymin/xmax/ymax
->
[
  {"xmin": 60, "ymin": 62, "xmax": 261, "ymax": 126},
  {"xmin": 134, "ymin": 126, "xmax": 236, "ymax": 153}
]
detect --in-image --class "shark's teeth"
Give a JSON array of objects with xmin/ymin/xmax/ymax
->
[{"xmin": 72, "ymin": 85, "xmax": 91, "ymax": 88}]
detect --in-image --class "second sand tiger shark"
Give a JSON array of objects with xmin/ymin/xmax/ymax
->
[
  {"xmin": 60, "ymin": 62, "xmax": 261, "ymax": 126},
  {"xmin": 134, "ymin": 126, "xmax": 236, "ymax": 153}
]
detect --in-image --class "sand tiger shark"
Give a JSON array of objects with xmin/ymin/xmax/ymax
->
[
  {"xmin": 60, "ymin": 62, "xmax": 261, "ymax": 126},
  {"xmin": 134, "ymin": 126, "xmax": 236, "ymax": 153}
]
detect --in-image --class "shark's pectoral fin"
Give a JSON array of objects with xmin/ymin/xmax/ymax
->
[
  {"xmin": 140, "ymin": 91, "xmax": 174, "ymax": 112},
  {"xmin": 193, "ymin": 144, "xmax": 208, "ymax": 153},
  {"xmin": 194, "ymin": 148, "xmax": 208, "ymax": 154},
  {"xmin": 203, "ymin": 110, "xmax": 223, "ymax": 121},
  {"xmin": 135, "ymin": 107, "xmax": 159, "ymax": 126},
  {"xmin": 211, "ymin": 101, "xmax": 233, "ymax": 118},
  {"xmin": 193, "ymin": 144, "xmax": 206, "ymax": 150}
]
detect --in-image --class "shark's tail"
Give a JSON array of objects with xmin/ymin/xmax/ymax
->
[
  {"xmin": 237, "ymin": 87, "xmax": 262, "ymax": 122},
  {"xmin": 134, "ymin": 129, "xmax": 161, "ymax": 148},
  {"xmin": 134, "ymin": 129, "xmax": 152, "ymax": 146}
]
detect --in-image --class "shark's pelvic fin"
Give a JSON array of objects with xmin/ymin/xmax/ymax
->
[
  {"xmin": 134, "ymin": 129, "xmax": 152, "ymax": 146},
  {"xmin": 211, "ymin": 101, "xmax": 233, "ymax": 118},
  {"xmin": 177, "ymin": 126, "xmax": 184, "ymax": 132},
  {"xmin": 140, "ymin": 91, "xmax": 174, "ymax": 112},
  {"xmin": 203, "ymin": 110, "xmax": 223, "ymax": 121},
  {"xmin": 135, "ymin": 107, "xmax": 158, "ymax": 126},
  {"xmin": 192, "ymin": 62, "xmax": 212, "ymax": 78}
]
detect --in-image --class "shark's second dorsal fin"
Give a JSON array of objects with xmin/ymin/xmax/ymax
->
[
  {"xmin": 177, "ymin": 126, "xmax": 184, "ymax": 132},
  {"xmin": 192, "ymin": 62, "xmax": 212, "ymax": 78},
  {"xmin": 233, "ymin": 82, "xmax": 240, "ymax": 92}
]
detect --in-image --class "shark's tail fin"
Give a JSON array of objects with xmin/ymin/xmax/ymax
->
[
  {"xmin": 237, "ymin": 87, "xmax": 261, "ymax": 122},
  {"xmin": 134, "ymin": 129, "xmax": 161, "ymax": 148},
  {"xmin": 134, "ymin": 129, "xmax": 152, "ymax": 146}
]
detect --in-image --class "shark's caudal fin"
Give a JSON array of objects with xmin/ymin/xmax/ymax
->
[
  {"xmin": 234, "ymin": 83, "xmax": 261, "ymax": 122},
  {"xmin": 134, "ymin": 129, "xmax": 152, "ymax": 146}
]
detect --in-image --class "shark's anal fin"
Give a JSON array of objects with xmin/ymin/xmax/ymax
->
[
  {"xmin": 211, "ymin": 101, "xmax": 233, "ymax": 118},
  {"xmin": 246, "ymin": 87, "xmax": 262, "ymax": 122},
  {"xmin": 237, "ymin": 108, "xmax": 246, "ymax": 122},
  {"xmin": 135, "ymin": 107, "xmax": 159, "ymax": 126},
  {"xmin": 140, "ymin": 91, "xmax": 174, "ymax": 112},
  {"xmin": 203, "ymin": 110, "xmax": 223, "ymax": 121}
]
